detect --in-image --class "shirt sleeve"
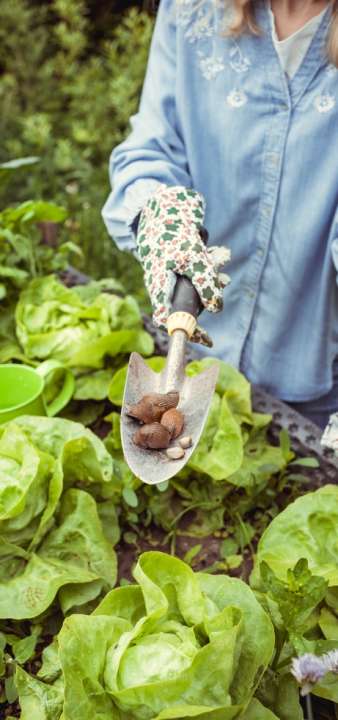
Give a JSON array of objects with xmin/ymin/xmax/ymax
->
[{"xmin": 102, "ymin": 0, "xmax": 192, "ymax": 251}]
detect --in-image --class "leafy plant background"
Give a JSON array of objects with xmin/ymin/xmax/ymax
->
[{"xmin": 0, "ymin": 0, "xmax": 153, "ymax": 301}]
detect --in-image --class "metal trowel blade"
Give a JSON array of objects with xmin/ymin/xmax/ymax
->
[{"xmin": 121, "ymin": 352, "xmax": 219, "ymax": 485}]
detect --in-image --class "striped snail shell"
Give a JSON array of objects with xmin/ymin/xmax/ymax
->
[
  {"xmin": 126, "ymin": 391, "xmax": 179, "ymax": 424},
  {"xmin": 133, "ymin": 422, "xmax": 171, "ymax": 449},
  {"xmin": 161, "ymin": 408, "xmax": 184, "ymax": 439}
]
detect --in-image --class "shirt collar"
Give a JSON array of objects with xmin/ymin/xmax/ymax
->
[{"xmin": 254, "ymin": 1, "xmax": 333, "ymax": 105}]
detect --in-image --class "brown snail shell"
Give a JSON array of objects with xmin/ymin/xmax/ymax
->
[
  {"xmin": 161, "ymin": 408, "xmax": 184, "ymax": 439},
  {"xmin": 133, "ymin": 422, "xmax": 171, "ymax": 450},
  {"xmin": 126, "ymin": 391, "xmax": 179, "ymax": 424}
]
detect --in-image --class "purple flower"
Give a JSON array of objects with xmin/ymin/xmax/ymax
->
[{"xmin": 291, "ymin": 654, "xmax": 327, "ymax": 696}]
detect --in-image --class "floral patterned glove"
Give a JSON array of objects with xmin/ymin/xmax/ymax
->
[{"xmin": 136, "ymin": 185, "xmax": 231, "ymax": 347}]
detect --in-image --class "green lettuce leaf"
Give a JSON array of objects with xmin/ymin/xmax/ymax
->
[
  {"xmin": 108, "ymin": 356, "xmax": 166, "ymax": 407},
  {"xmin": 240, "ymin": 698, "xmax": 279, "ymax": 720},
  {"xmin": 186, "ymin": 359, "xmax": 253, "ymax": 425},
  {"xmin": 15, "ymin": 274, "xmax": 153, "ymax": 368},
  {"xmin": 16, "ymin": 666, "xmax": 64, "ymax": 720},
  {"xmin": 0, "ymin": 416, "xmax": 118, "ymax": 619},
  {"xmin": 18, "ymin": 552, "xmax": 274, "ymax": 719},
  {"xmin": 255, "ymin": 671, "xmax": 303, "ymax": 720},
  {"xmin": 251, "ymin": 486, "xmax": 338, "ymax": 705},
  {"xmin": 252, "ymin": 485, "xmax": 338, "ymax": 587},
  {"xmin": 188, "ymin": 394, "xmax": 243, "ymax": 480},
  {"xmin": 0, "ymin": 489, "xmax": 117, "ymax": 619},
  {"xmin": 73, "ymin": 369, "xmax": 113, "ymax": 401}
]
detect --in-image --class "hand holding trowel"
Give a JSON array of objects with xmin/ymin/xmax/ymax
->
[{"xmin": 121, "ymin": 185, "xmax": 231, "ymax": 486}]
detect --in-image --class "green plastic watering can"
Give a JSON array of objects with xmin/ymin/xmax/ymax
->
[{"xmin": 0, "ymin": 360, "xmax": 75, "ymax": 424}]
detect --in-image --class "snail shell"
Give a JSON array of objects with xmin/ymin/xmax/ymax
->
[
  {"xmin": 126, "ymin": 390, "xmax": 179, "ymax": 424},
  {"xmin": 161, "ymin": 408, "xmax": 184, "ymax": 439},
  {"xmin": 166, "ymin": 446, "xmax": 185, "ymax": 460},
  {"xmin": 133, "ymin": 422, "xmax": 171, "ymax": 449}
]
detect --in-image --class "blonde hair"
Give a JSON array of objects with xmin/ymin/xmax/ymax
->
[{"xmin": 230, "ymin": 1, "xmax": 338, "ymax": 66}]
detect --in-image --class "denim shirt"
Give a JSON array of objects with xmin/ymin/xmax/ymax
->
[{"xmin": 102, "ymin": 0, "xmax": 338, "ymax": 402}]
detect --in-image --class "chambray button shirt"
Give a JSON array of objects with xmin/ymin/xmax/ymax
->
[{"xmin": 102, "ymin": 0, "xmax": 338, "ymax": 403}]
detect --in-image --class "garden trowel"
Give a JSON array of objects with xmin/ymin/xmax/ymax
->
[{"xmin": 121, "ymin": 275, "xmax": 219, "ymax": 485}]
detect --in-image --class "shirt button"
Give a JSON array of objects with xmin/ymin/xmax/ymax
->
[
  {"xmin": 262, "ymin": 206, "xmax": 272, "ymax": 218},
  {"xmin": 270, "ymin": 153, "xmax": 279, "ymax": 166},
  {"xmin": 257, "ymin": 247, "xmax": 264, "ymax": 257}
]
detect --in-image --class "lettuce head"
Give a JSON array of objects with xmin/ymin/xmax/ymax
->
[
  {"xmin": 252, "ymin": 485, "xmax": 338, "ymax": 588},
  {"xmin": 0, "ymin": 416, "xmax": 118, "ymax": 618},
  {"xmin": 251, "ymin": 485, "xmax": 338, "ymax": 706},
  {"xmin": 16, "ymin": 551, "xmax": 275, "ymax": 720},
  {"xmin": 15, "ymin": 274, "xmax": 153, "ymax": 368}
]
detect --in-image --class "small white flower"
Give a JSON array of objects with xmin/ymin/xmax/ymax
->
[
  {"xmin": 65, "ymin": 181, "xmax": 79, "ymax": 195},
  {"xmin": 314, "ymin": 94, "xmax": 336, "ymax": 113},
  {"xmin": 185, "ymin": 14, "xmax": 213, "ymax": 42},
  {"xmin": 229, "ymin": 44, "xmax": 251, "ymax": 74},
  {"xmin": 324, "ymin": 649, "xmax": 338, "ymax": 673},
  {"xmin": 227, "ymin": 89, "xmax": 248, "ymax": 108},
  {"xmin": 325, "ymin": 64, "xmax": 337, "ymax": 78},
  {"xmin": 198, "ymin": 52, "xmax": 225, "ymax": 80},
  {"xmin": 291, "ymin": 654, "xmax": 327, "ymax": 695},
  {"xmin": 178, "ymin": 3, "xmax": 214, "ymax": 42},
  {"xmin": 230, "ymin": 56, "xmax": 251, "ymax": 74}
]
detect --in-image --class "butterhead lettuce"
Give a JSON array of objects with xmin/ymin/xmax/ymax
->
[
  {"xmin": 0, "ymin": 416, "xmax": 118, "ymax": 618},
  {"xmin": 252, "ymin": 485, "xmax": 338, "ymax": 587},
  {"xmin": 17, "ymin": 551, "xmax": 275, "ymax": 719},
  {"xmin": 251, "ymin": 486, "xmax": 338, "ymax": 707},
  {"xmin": 15, "ymin": 274, "xmax": 153, "ymax": 368}
]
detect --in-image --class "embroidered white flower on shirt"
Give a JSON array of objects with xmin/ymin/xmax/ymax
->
[
  {"xmin": 229, "ymin": 43, "xmax": 251, "ymax": 73},
  {"xmin": 177, "ymin": 1, "xmax": 214, "ymax": 41},
  {"xmin": 177, "ymin": 0, "xmax": 249, "ymax": 88},
  {"xmin": 184, "ymin": 10, "xmax": 214, "ymax": 42},
  {"xmin": 325, "ymin": 64, "xmax": 338, "ymax": 78},
  {"xmin": 198, "ymin": 51, "xmax": 225, "ymax": 80},
  {"xmin": 314, "ymin": 93, "xmax": 336, "ymax": 113},
  {"xmin": 227, "ymin": 89, "xmax": 248, "ymax": 108}
]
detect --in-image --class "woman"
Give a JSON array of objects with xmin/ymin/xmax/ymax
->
[{"xmin": 102, "ymin": 0, "xmax": 338, "ymax": 429}]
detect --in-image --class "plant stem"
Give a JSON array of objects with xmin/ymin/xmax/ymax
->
[
  {"xmin": 306, "ymin": 694, "xmax": 313, "ymax": 720},
  {"xmin": 272, "ymin": 629, "xmax": 287, "ymax": 671},
  {"xmin": 168, "ymin": 502, "xmax": 208, "ymax": 530}
]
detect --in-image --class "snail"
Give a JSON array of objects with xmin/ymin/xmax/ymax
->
[
  {"xmin": 161, "ymin": 408, "xmax": 184, "ymax": 439},
  {"xmin": 133, "ymin": 422, "xmax": 171, "ymax": 450},
  {"xmin": 126, "ymin": 391, "xmax": 179, "ymax": 424}
]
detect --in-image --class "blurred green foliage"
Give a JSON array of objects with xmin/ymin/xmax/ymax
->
[{"xmin": 0, "ymin": 0, "xmax": 154, "ymax": 303}]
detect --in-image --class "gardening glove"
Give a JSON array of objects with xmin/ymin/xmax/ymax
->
[{"xmin": 136, "ymin": 184, "xmax": 231, "ymax": 347}]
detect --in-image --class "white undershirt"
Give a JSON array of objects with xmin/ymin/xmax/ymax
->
[{"xmin": 269, "ymin": 3, "xmax": 328, "ymax": 78}]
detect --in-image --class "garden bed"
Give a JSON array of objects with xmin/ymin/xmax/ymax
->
[
  {"xmin": 115, "ymin": 383, "xmax": 338, "ymax": 581},
  {"xmin": 0, "ymin": 267, "xmax": 337, "ymax": 719},
  {"xmin": 1, "ymin": 387, "xmax": 336, "ymax": 720}
]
